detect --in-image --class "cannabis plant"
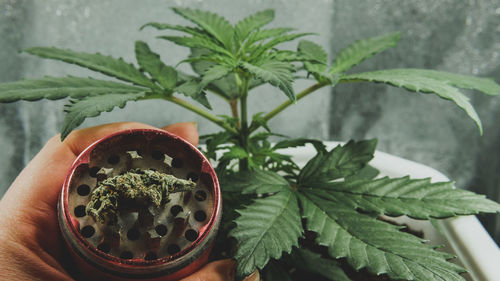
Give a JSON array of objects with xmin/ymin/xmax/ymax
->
[{"xmin": 1, "ymin": 7, "xmax": 500, "ymax": 281}]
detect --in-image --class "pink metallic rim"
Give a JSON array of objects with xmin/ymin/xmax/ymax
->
[{"xmin": 60, "ymin": 128, "xmax": 221, "ymax": 269}]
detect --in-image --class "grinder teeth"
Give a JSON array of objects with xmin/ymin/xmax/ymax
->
[
  {"xmin": 163, "ymin": 154, "xmax": 173, "ymax": 166},
  {"xmin": 126, "ymin": 150, "xmax": 142, "ymax": 159},
  {"xmin": 96, "ymin": 167, "xmax": 114, "ymax": 180},
  {"xmin": 173, "ymin": 210, "xmax": 191, "ymax": 234}
]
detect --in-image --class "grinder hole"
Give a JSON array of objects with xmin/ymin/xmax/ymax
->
[
  {"xmin": 144, "ymin": 252, "xmax": 158, "ymax": 260},
  {"xmin": 170, "ymin": 205, "xmax": 183, "ymax": 216},
  {"xmin": 185, "ymin": 229, "xmax": 198, "ymax": 242},
  {"xmin": 167, "ymin": 244, "xmax": 180, "ymax": 255},
  {"xmin": 77, "ymin": 184, "xmax": 90, "ymax": 196},
  {"xmin": 171, "ymin": 158, "xmax": 183, "ymax": 168},
  {"xmin": 120, "ymin": 251, "xmax": 133, "ymax": 259},
  {"xmin": 97, "ymin": 242, "xmax": 111, "ymax": 253},
  {"xmin": 194, "ymin": 190, "xmax": 207, "ymax": 201},
  {"xmin": 74, "ymin": 205, "xmax": 86, "ymax": 218},
  {"xmin": 194, "ymin": 210, "xmax": 207, "ymax": 222},
  {"xmin": 107, "ymin": 155, "xmax": 120, "ymax": 165},
  {"xmin": 155, "ymin": 224, "xmax": 168, "ymax": 236},
  {"xmin": 80, "ymin": 225, "xmax": 95, "ymax": 238},
  {"xmin": 89, "ymin": 167, "xmax": 100, "ymax": 178},
  {"xmin": 127, "ymin": 228, "xmax": 141, "ymax": 241}
]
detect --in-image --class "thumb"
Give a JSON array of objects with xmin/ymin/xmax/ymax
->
[
  {"xmin": 162, "ymin": 122, "xmax": 199, "ymax": 146},
  {"xmin": 180, "ymin": 259, "xmax": 260, "ymax": 281}
]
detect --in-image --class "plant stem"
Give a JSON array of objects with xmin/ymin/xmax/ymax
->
[
  {"xmin": 230, "ymin": 99, "xmax": 240, "ymax": 129},
  {"xmin": 154, "ymin": 95, "xmax": 237, "ymax": 134},
  {"xmin": 238, "ymin": 75, "xmax": 250, "ymax": 171},
  {"xmin": 249, "ymin": 81, "xmax": 328, "ymax": 133},
  {"xmin": 240, "ymin": 94, "xmax": 248, "ymax": 133}
]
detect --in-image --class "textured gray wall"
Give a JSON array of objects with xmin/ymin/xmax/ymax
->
[
  {"xmin": 327, "ymin": 0, "xmax": 500, "ymax": 242},
  {"xmin": 1, "ymin": 0, "xmax": 499, "ymax": 241}
]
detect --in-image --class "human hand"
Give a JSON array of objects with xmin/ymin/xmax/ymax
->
[{"xmin": 0, "ymin": 122, "xmax": 258, "ymax": 281}]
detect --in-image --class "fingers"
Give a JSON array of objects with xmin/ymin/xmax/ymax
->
[
  {"xmin": 162, "ymin": 122, "xmax": 199, "ymax": 146},
  {"xmin": 243, "ymin": 270, "xmax": 260, "ymax": 281},
  {"xmin": 64, "ymin": 122, "xmax": 158, "ymax": 156},
  {"xmin": 63, "ymin": 121, "xmax": 199, "ymax": 156},
  {"xmin": 181, "ymin": 259, "xmax": 235, "ymax": 281},
  {"xmin": 181, "ymin": 259, "xmax": 260, "ymax": 281}
]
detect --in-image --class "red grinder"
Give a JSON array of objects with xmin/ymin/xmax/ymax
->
[{"xmin": 58, "ymin": 129, "xmax": 221, "ymax": 280}]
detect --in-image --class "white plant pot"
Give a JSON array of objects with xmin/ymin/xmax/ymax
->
[{"xmin": 277, "ymin": 141, "xmax": 500, "ymax": 281}]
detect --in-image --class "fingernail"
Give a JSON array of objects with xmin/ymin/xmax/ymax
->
[
  {"xmin": 243, "ymin": 269, "xmax": 260, "ymax": 281},
  {"xmin": 190, "ymin": 121, "xmax": 198, "ymax": 129}
]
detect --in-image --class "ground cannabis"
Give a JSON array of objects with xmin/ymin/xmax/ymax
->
[{"xmin": 86, "ymin": 168, "xmax": 196, "ymax": 224}]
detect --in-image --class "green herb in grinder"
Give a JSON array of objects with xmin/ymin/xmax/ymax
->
[{"xmin": 86, "ymin": 168, "xmax": 196, "ymax": 225}]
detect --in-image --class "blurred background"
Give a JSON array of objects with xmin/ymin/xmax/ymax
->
[{"xmin": 1, "ymin": 0, "xmax": 499, "ymax": 242}]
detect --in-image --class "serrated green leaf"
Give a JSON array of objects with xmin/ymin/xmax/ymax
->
[
  {"xmin": 24, "ymin": 47, "xmax": 155, "ymax": 88},
  {"xmin": 200, "ymin": 130, "xmax": 234, "ymax": 160},
  {"xmin": 0, "ymin": 76, "xmax": 145, "ymax": 102},
  {"xmin": 245, "ymin": 27, "xmax": 293, "ymax": 44},
  {"xmin": 267, "ymin": 50, "xmax": 306, "ymax": 63},
  {"xmin": 231, "ymin": 190, "xmax": 303, "ymax": 279},
  {"xmin": 298, "ymin": 40, "xmax": 327, "ymax": 65},
  {"xmin": 273, "ymin": 138, "xmax": 327, "ymax": 154},
  {"xmin": 345, "ymin": 165, "xmax": 380, "ymax": 181},
  {"xmin": 370, "ymin": 69, "xmax": 500, "ymax": 96},
  {"xmin": 189, "ymin": 48, "xmax": 243, "ymax": 100},
  {"xmin": 297, "ymin": 40, "xmax": 340, "ymax": 84},
  {"xmin": 61, "ymin": 92, "xmax": 146, "ymax": 140},
  {"xmin": 330, "ymin": 32, "xmax": 401, "ymax": 74},
  {"xmin": 220, "ymin": 145, "xmax": 248, "ymax": 162},
  {"xmin": 250, "ymin": 112, "xmax": 271, "ymax": 132},
  {"xmin": 298, "ymin": 139, "xmax": 377, "ymax": 185},
  {"xmin": 172, "ymin": 7, "xmax": 234, "ymax": 50},
  {"xmin": 175, "ymin": 69, "xmax": 197, "ymax": 82},
  {"xmin": 173, "ymin": 80, "xmax": 212, "ymax": 109},
  {"xmin": 249, "ymin": 32, "xmax": 315, "ymax": 61},
  {"xmin": 317, "ymin": 176, "xmax": 500, "ymax": 219},
  {"xmin": 243, "ymin": 27, "xmax": 294, "ymax": 51},
  {"xmin": 250, "ymin": 142, "xmax": 294, "ymax": 169},
  {"xmin": 241, "ymin": 61, "xmax": 295, "ymax": 101},
  {"xmin": 187, "ymin": 48, "xmax": 235, "ymax": 99},
  {"xmin": 158, "ymin": 35, "xmax": 233, "ymax": 57},
  {"xmin": 297, "ymin": 190, "xmax": 466, "ymax": 281},
  {"xmin": 140, "ymin": 22, "xmax": 208, "ymax": 38},
  {"xmin": 189, "ymin": 48, "xmax": 223, "ymax": 74},
  {"xmin": 249, "ymin": 131, "xmax": 275, "ymax": 142},
  {"xmin": 199, "ymin": 64, "xmax": 233, "ymax": 89},
  {"xmin": 285, "ymin": 248, "xmax": 352, "ymax": 281},
  {"xmin": 342, "ymin": 69, "xmax": 484, "ymax": 134},
  {"xmin": 218, "ymin": 114, "xmax": 240, "ymax": 128},
  {"xmin": 224, "ymin": 169, "xmax": 290, "ymax": 194},
  {"xmin": 260, "ymin": 153, "xmax": 293, "ymax": 170},
  {"xmin": 135, "ymin": 41, "xmax": 177, "ymax": 90},
  {"xmin": 235, "ymin": 9, "xmax": 274, "ymax": 41},
  {"xmin": 262, "ymin": 260, "xmax": 293, "ymax": 281},
  {"xmin": 181, "ymin": 53, "xmax": 235, "ymax": 66}
]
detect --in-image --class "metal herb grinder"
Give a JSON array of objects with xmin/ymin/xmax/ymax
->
[{"xmin": 58, "ymin": 129, "xmax": 221, "ymax": 280}]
